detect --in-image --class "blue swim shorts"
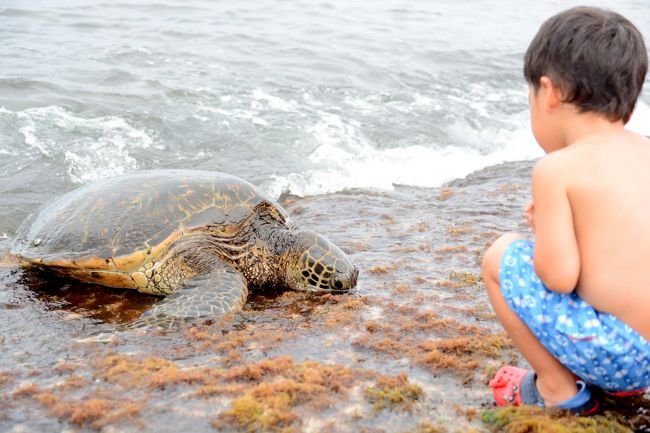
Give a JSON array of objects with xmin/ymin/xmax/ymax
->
[{"xmin": 500, "ymin": 239, "xmax": 650, "ymax": 392}]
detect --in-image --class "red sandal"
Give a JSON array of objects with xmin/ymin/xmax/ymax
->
[
  {"xmin": 489, "ymin": 366, "xmax": 599, "ymax": 414},
  {"xmin": 489, "ymin": 366, "xmax": 540, "ymax": 406}
]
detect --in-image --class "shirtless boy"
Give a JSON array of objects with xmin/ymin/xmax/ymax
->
[{"xmin": 482, "ymin": 6, "xmax": 649, "ymax": 412}]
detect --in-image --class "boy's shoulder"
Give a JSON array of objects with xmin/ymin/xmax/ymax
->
[
  {"xmin": 532, "ymin": 132, "xmax": 650, "ymax": 186},
  {"xmin": 533, "ymin": 131, "xmax": 650, "ymax": 187},
  {"xmin": 531, "ymin": 142, "xmax": 583, "ymax": 179},
  {"xmin": 530, "ymin": 149, "xmax": 573, "ymax": 192}
]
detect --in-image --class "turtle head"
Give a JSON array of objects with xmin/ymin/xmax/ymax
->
[{"xmin": 285, "ymin": 230, "xmax": 358, "ymax": 293}]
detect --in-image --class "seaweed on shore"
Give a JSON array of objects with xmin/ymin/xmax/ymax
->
[
  {"xmin": 13, "ymin": 383, "xmax": 144, "ymax": 430},
  {"xmin": 364, "ymin": 372, "xmax": 423, "ymax": 412},
  {"xmin": 212, "ymin": 358, "xmax": 360, "ymax": 432},
  {"xmin": 482, "ymin": 406, "xmax": 632, "ymax": 433},
  {"xmin": 353, "ymin": 301, "xmax": 517, "ymax": 383},
  {"xmin": 0, "ymin": 371, "xmax": 13, "ymax": 387}
]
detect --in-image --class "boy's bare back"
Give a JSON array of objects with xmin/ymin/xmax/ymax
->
[{"xmin": 533, "ymin": 129, "xmax": 650, "ymax": 340}]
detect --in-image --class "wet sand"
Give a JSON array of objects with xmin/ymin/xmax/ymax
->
[{"xmin": 1, "ymin": 160, "xmax": 648, "ymax": 432}]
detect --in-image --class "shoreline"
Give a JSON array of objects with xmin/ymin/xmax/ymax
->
[{"xmin": 1, "ymin": 160, "xmax": 647, "ymax": 432}]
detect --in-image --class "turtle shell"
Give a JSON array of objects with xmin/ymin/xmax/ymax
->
[{"xmin": 12, "ymin": 170, "xmax": 287, "ymax": 272}]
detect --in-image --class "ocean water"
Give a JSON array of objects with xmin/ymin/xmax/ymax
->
[
  {"xmin": 1, "ymin": 2, "xmax": 650, "ymax": 432},
  {"xmin": 1, "ymin": 0, "xmax": 649, "ymax": 235}
]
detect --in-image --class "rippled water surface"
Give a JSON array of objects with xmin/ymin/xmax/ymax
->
[{"xmin": 1, "ymin": 1, "xmax": 650, "ymax": 432}]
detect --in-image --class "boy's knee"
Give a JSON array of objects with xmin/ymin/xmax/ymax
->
[{"xmin": 482, "ymin": 232, "xmax": 526, "ymax": 281}]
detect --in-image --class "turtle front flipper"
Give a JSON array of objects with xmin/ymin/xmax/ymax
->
[
  {"xmin": 133, "ymin": 259, "xmax": 248, "ymax": 329},
  {"xmin": 76, "ymin": 260, "xmax": 248, "ymax": 343}
]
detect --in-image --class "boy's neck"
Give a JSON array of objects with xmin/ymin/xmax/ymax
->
[{"xmin": 560, "ymin": 110, "xmax": 625, "ymax": 148}]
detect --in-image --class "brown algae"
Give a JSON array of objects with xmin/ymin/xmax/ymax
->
[
  {"xmin": 213, "ymin": 358, "xmax": 359, "ymax": 432},
  {"xmin": 482, "ymin": 406, "xmax": 633, "ymax": 433},
  {"xmin": 13, "ymin": 383, "xmax": 144, "ymax": 430},
  {"xmin": 364, "ymin": 372, "xmax": 423, "ymax": 412}
]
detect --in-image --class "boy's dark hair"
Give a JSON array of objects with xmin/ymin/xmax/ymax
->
[{"xmin": 524, "ymin": 6, "xmax": 647, "ymax": 123}]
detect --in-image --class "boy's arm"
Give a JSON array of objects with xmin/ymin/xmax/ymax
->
[{"xmin": 531, "ymin": 154, "xmax": 580, "ymax": 293}]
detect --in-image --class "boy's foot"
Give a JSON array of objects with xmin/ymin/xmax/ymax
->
[{"xmin": 489, "ymin": 366, "xmax": 599, "ymax": 414}]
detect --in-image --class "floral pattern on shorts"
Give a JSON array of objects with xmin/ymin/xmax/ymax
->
[{"xmin": 500, "ymin": 239, "xmax": 650, "ymax": 392}]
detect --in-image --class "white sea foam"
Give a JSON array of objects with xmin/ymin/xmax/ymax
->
[
  {"xmin": 265, "ymin": 107, "xmax": 542, "ymax": 198},
  {"xmin": 9, "ymin": 106, "xmax": 153, "ymax": 184},
  {"xmin": 197, "ymin": 104, "xmax": 269, "ymax": 127},
  {"xmin": 19, "ymin": 125, "xmax": 55, "ymax": 158},
  {"xmin": 252, "ymin": 88, "xmax": 298, "ymax": 112},
  {"xmin": 266, "ymin": 135, "xmax": 541, "ymax": 198}
]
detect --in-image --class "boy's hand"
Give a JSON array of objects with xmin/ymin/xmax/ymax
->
[{"xmin": 524, "ymin": 200, "xmax": 535, "ymax": 231}]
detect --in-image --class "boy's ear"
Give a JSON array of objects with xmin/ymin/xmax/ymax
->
[{"xmin": 539, "ymin": 76, "xmax": 562, "ymax": 111}]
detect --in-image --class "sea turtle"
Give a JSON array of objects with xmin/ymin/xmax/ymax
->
[{"xmin": 8, "ymin": 170, "xmax": 359, "ymax": 328}]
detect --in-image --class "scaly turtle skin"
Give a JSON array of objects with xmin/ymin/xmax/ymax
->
[{"xmin": 10, "ymin": 170, "xmax": 358, "ymax": 327}]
